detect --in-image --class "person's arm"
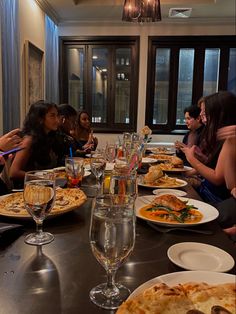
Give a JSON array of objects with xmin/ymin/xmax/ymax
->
[
  {"xmin": 181, "ymin": 145, "xmax": 225, "ymax": 186},
  {"xmin": 0, "ymin": 128, "xmax": 22, "ymax": 152},
  {"xmin": 9, "ymin": 136, "xmax": 32, "ymax": 180}
]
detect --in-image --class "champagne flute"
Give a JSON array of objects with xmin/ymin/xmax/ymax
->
[
  {"xmin": 24, "ymin": 170, "xmax": 55, "ymax": 246},
  {"xmin": 89, "ymin": 194, "xmax": 136, "ymax": 310}
]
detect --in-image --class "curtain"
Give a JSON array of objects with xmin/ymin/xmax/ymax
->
[
  {"xmin": 0, "ymin": 0, "xmax": 20, "ymax": 132},
  {"xmin": 45, "ymin": 15, "xmax": 59, "ymax": 104}
]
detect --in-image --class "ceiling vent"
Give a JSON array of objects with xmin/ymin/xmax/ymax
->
[{"xmin": 169, "ymin": 8, "xmax": 192, "ymax": 18}]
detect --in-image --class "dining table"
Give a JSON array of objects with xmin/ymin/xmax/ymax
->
[{"xmin": 0, "ymin": 173, "xmax": 235, "ymax": 314}]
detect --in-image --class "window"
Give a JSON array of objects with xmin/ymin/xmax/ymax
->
[
  {"xmin": 59, "ymin": 37, "xmax": 139, "ymax": 133},
  {"xmin": 146, "ymin": 36, "xmax": 236, "ymax": 133}
]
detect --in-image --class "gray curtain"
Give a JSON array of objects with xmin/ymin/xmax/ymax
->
[
  {"xmin": 0, "ymin": 0, "xmax": 20, "ymax": 132},
  {"xmin": 45, "ymin": 15, "xmax": 59, "ymax": 104}
]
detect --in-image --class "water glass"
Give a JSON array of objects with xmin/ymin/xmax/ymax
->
[
  {"xmin": 109, "ymin": 164, "xmax": 137, "ymax": 198},
  {"xmin": 65, "ymin": 157, "xmax": 84, "ymax": 188},
  {"xmin": 90, "ymin": 152, "xmax": 106, "ymax": 187},
  {"xmin": 24, "ymin": 170, "xmax": 55, "ymax": 246},
  {"xmin": 89, "ymin": 194, "xmax": 136, "ymax": 310}
]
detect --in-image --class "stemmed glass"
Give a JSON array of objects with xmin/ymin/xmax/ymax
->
[
  {"xmin": 90, "ymin": 152, "xmax": 106, "ymax": 188},
  {"xmin": 24, "ymin": 170, "xmax": 55, "ymax": 246},
  {"xmin": 89, "ymin": 194, "xmax": 136, "ymax": 310}
]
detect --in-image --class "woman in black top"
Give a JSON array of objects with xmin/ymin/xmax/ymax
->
[{"xmin": 10, "ymin": 100, "xmax": 60, "ymax": 188}]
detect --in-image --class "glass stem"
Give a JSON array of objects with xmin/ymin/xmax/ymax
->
[
  {"xmin": 36, "ymin": 221, "xmax": 43, "ymax": 238},
  {"xmin": 105, "ymin": 269, "xmax": 119, "ymax": 297}
]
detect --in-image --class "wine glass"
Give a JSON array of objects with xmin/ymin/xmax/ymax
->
[
  {"xmin": 89, "ymin": 194, "xmax": 136, "ymax": 310},
  {"xmin": 90, "ymin": 152, "xmax": 106, "ymax": 188},
  {"xmin": 24, "ymin": 170, "xmax": 55, "ymax": 246}
]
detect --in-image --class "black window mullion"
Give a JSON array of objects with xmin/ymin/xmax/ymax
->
[
  {"xmin": 218, "ymin": 47, "xmax": 230, "ymax": 91},
  {"xmin": 192, "ymin": 48, "xmax": 205, "ymax": 105},
  {"xmin": 169, "ymin": 47, "xmax": 179, "ymax": 131}
]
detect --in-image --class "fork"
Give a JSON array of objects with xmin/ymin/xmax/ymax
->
[{"xmin": 147, "ymin": 222, "xmax": 213, "ymax": 235}]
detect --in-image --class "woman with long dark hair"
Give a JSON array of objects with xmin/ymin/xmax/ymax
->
[
  {"xmin": 10, "ymin": 100, "xmax": 60, "ymax": 187},
  {"xmin": 182, "ymin": 90, "xmax": 236, "ymax": 206},
  {"xmin": 72, "ymin": 110, "xmax": 98, "ymax": 156}
]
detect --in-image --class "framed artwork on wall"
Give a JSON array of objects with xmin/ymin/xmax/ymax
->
[{"xmin": 25, "ymin": 40, "xmax": 44, "ymax": 109}]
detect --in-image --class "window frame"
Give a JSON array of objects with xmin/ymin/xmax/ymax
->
[
  {"xmin": 146, "ymin": 35, "xmax": 236, "ymax": 134},
  {"xmin": 59, "ymin": 36, "xmax": 140, "ymax": 133}
]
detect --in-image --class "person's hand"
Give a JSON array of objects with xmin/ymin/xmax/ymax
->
[
  {"xmin": 0, "ymin": 128, "xmax": 23, "ymax": 152},
  {"xmin": 231, "ymin": 187, "xmax": 236, "ymax": 198},
  {"xmin": 181, "ymin": 145, "xmax": 196, "ymax": 161},
  {"xmin": 217, "ymin": 125, "xmax": 236, "ymax": 140},
  {"xmin": 175, "ymin": 140, "xmax": 186, "ymax": 150}
]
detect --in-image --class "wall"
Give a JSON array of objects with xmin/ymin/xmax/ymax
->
[
  {"xmin": 19, "ymin": 0, "xmax": 45, "ymax": 126},
  {"xmin": 59, "ymin": 21, "xmax": 234, "ymax": 147}
]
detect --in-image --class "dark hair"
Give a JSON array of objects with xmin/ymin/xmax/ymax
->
[
  {"xmin": 202, "ymin": 91, "xmax": 236, "ymax": 154},
  {"xmin": 22, "ymin": 100, "xmax": 59, "ymax": 166},
  {"xmin": 76, "ymin": 110, "xmax": 90, "ymax": 129},
  {"xmin": 58, "ymin": 104, "xmax": 77, "ymax": 118},
  {"xmin": 184, "ymin": 106, "xmax": 201, "ymax": 119},
  {"xmin": 23, "ymin": 100, "xmax": 58, "ymax": 136}
]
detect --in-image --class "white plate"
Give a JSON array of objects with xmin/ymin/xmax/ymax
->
[
  {"xmin": 153, "ymin": 189, "xmax": 187, "ymax": 197},
  {"xmin": 162, "ymin": 166, "xmax": 193, "ymax": 173},
  {"xmin": 135, "ymin": 196, "xmax": 219, "ymax": 227},
  {"xmin": 167, "ymin": 242, "xmax": 235, "ymax": 272},
  {"xmin": 138, "ymin": 175, "xmax": 188, "ymax": 189},
  {"xmin": 141, "ymin": 157, "xmax": 157, "ymax": 164},
  {"xmin": 130, "ymin": 271, "xmax": 236, "ymax": 298}
]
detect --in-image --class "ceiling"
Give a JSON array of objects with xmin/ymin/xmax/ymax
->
[{"xmin": 36, "ymin": 0, "xmax": 236, "ymax": 25}]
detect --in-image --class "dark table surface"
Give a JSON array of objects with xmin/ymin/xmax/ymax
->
[{"xmin": 0, "ymin": 175, "xmax": 235, "ymax": 314}]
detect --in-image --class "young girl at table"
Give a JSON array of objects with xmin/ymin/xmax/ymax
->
[
  {"xmin": 10, "ymin": 100, "xmax": 60, "ymax": 188},
  {"xmin": 181, "ymin": 91, "xmax": 236, "ymax": 232},
  {"xmin": 72, "ymin": 110, "xmax": 98, "ymax": 157}
]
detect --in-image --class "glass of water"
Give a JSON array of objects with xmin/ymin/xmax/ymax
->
[
  {"xmin": 24, "ymin": 170, "xmax": 55, "ymax": 246},
  {"xmin": 89, "ymin": 194, "xmax": 136, "ymax": 310}
]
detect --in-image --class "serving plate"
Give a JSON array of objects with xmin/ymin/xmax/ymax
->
[
  {"xmin": 0, "ymin": 189, "xmax": 87, "ymax": 219},
  {"xmin": 167, "ymin": 242, "xmax": 235, "ymax": 272},
  {"xmin": 138, "ymin": 175, "xmax": 188, "ymax": 189},
  {"xmin": 135, "ymin": 196, "xmax": 219, "ymax": 227},
  {"xmin": 129, "ymin": 271, "xmax": 236, "ymax": 299}
]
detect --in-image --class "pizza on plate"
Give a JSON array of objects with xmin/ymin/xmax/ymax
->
[
  {"xmin": 117, "ymin": 282, "xmax": 236, "ymax": 314},
  {"xmin": 0, "ymin": 188, "xmax": 87, "ymax": 218}
]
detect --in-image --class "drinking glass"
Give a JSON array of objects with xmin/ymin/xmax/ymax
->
[
  {"xmin": 89, "ymin": 194, "xmax": 136, "ymax": 309},
  {"xmin": 90, "ymin": 152, "xmax": 106, "ymax": 187},
  {"xmin": 65, "ymin": 157, "xmax": 84, "ymax": 188},
  {"xmin": 105, "ymin": 143, "xmax": 117, "ymax": 163},
  {"xmin": 24, "ymin": 170, "xmax": 55, "ymax": 246}
]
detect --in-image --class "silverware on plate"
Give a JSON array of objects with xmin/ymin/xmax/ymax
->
[{"xmin": 147, "ymin": 222, "xmax": 213, "ymax": 235}]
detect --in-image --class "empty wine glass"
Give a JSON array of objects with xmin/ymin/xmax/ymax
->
[
  {"xmin": 90, "ymin": 152, "xmax": 106, "ymax": 188},
  {"xmin": 89, "ymin": 194, "xmax": 136, "ymax": 310},
  {"xmin": 24, "ymin": 170, "xmax": 55, "ymax": 246}
]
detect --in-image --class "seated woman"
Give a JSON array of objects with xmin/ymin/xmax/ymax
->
[
  {"xmin": 55, "ymin": 104, "xmax": 77, "ymax": 165},
  {"xmin": 181, "ymin": 91, "xmax": 236, "ymax": 206},
  {"xmin": 175, "ymin": 105, "xmax": 204, "ymax": 166},
  {"xmin": 10, "ymin": 100, "xmax": 60, "ymax": 188},
  {"xmin": 72, "ymin": 110, "xmax": 98, "ymax": 157}
]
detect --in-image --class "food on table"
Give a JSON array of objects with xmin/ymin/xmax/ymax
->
[
  {"xmin": 143, "ymin": 167, "xmax": 183, "ymax": 187},
  {"xmin": 0, "ymin": 188, "xmax": 87, "ymax": 217},
  {"xmin": 150, "ymin": 154, "xmax": 184, "ymax": 168},
  {"xmin": 139, "ymin": 194, "xmax": 203, "ymax": 223},
  {"xmin": 144, "ymin": 168, "xmax": 164, "ymax": 184},
  {"xmin": 117, "ymin": 282, "xmax": 236, "ymax": 314},
  {"xmin": 149, "ymin": 147, "xmax": 172, "ymax": 154}
]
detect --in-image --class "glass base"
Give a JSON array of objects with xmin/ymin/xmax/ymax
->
[
  {"xmin": 24, "ymin": 232, "xmax": 54, "ymax": 246},
  {"xmin": 89, "ymin": 282, "xmax": 130, "ymax": 310}
]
